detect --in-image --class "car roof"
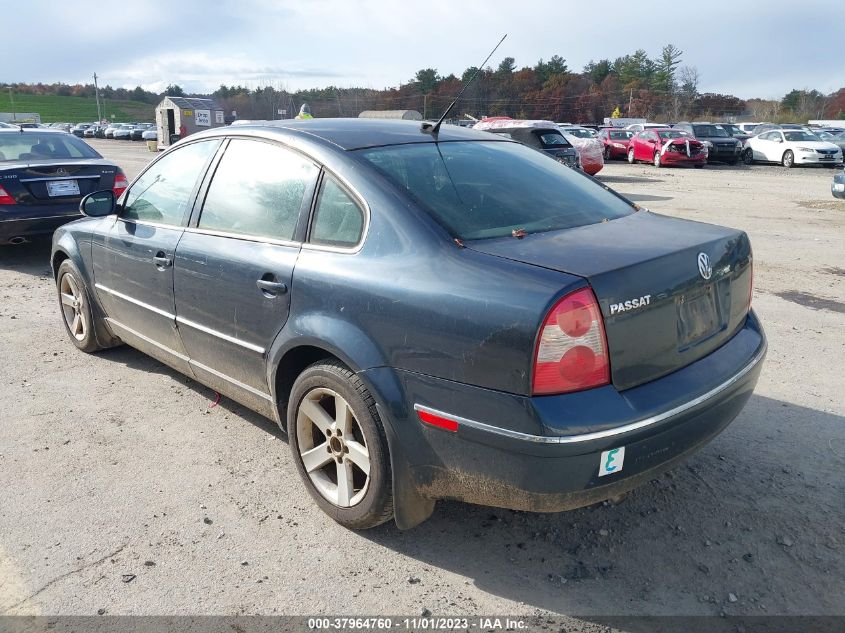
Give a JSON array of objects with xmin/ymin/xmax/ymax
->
[
  {"xmin": 0, "ymin": 128, "xmax": 71, "ymax": 135},
  {"xmin": 219, "ymin": 118, "xmax": 505, "ymax": 150}
]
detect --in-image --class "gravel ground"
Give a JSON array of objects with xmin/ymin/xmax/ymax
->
[{"xmin": 1, "ymin": 139, "xmax": 843, "ymax": 622}]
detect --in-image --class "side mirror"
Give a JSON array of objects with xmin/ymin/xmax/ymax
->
[{"xmin": 80, "ymin": 190, "xmax": 116, "ymax": 217}]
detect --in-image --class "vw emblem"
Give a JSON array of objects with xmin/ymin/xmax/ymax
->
[{"xmin": 697, "ymin": 252, "xmax": 713, "ymax": 280}]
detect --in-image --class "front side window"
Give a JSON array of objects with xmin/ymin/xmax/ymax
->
[
  {"xmin": 123, "ymin": 140, "xmax": 219, "ymax": 225},
  {"xmin": 199, "ymin": 139, "xmax": 318, "ymax": 241},
  {"xmin": 359, "ymin": 141, "xmax": 634, "ymax": 241},
  {"xmin": 309, "ymin": 176, "xmax": 365, "ymax": 248}
]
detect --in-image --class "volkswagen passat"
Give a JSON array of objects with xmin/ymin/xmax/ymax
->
[{"xmin": 51, "ymin": 120, "xmax": 766, "ymax": 529}]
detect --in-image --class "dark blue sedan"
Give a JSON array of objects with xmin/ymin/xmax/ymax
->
[{"xmin": 50, "ymin": 119, "xmax": 766, "ymax": 529}]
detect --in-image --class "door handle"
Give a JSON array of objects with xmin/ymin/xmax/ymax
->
[
  {"xmin": 153, "ymin": 252, "xmax": 172, "ymax": 268},
  {"xmin": 256, "ymin": 279, "xmax": 288, "ymax": 296}
]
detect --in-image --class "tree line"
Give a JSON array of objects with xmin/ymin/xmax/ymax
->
[{"xmin": 3, "ymin": 45, "xmax": 843, "ymax": 123}]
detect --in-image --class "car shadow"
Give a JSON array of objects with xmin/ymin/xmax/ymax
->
[
  {"xmin": 598, "ymin": 174, "xmax": 665, "ymax": 184},
  {"xmin": 94, "ymin": 344, "xmax": 287, "ymax": 441},
  {"xmin": 357, "ymin": 395, "xmax": 844, "ymax": 616},
  {"xmin": 624, "ymin": 193, "xmax": 674, "ymax": 203},
  {"xmin": 0, "ymin": 236, "xmax": 53, "ymax": 278}
]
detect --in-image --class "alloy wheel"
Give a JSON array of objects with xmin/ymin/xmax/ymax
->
[
  {"xmin": 296, "ymin": 387, "xmax": 370, "ymax": 507},
  {"xmin": 59, "ymin": 272, "xmax": 86, "ymax": 341}
]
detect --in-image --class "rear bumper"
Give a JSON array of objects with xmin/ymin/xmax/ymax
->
[
  {"xmin": 0, "ymin": 208, "xmax": 82, "ymax": 241},
  {"xmin": 365, "ymin": 311, "xmax": 765, "ymax": 515}
]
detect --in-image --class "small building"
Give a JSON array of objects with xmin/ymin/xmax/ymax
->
[
  {"xmin": 155, "ymin": 96, "xmax": 226, "ymax": 149},
  {"xmin": 358, "ymin": 110, "xmax": 422, "ymax": 121}
]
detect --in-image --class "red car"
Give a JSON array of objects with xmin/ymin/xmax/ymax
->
[
  {"xmin": 627, "ymin": 128, "xmax": 707, "ymax": 168},
  {"xmin": 597, "ymin": 128, "xmax": 635, "ymax": 160}
]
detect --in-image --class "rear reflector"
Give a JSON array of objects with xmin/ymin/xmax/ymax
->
[
  {"xmin": 416, "ymin": 408, "xmax": 459, "ymax": 432},
  {"xmin": 533, "ymin": 287, "xmax": 610, "ymax": 395},
  {"xmin": 0, "ymin": 185, "xmax": 15, "ymax": 205},
  {"xmin": 113, "ymin": 171, "xmax": 128, "ymax": 198}
]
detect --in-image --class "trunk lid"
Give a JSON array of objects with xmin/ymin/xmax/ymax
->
[
  {"xmin": 1, "ymin": 160, "xmax": 118, "ymax": 204},
  {"xmin": 467, "ymin": 211, "xmax": 753, "ymax": 391}
]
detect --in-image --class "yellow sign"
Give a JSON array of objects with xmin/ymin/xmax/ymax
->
[{"xmin": 183, "ymin": 110, "xmax": 192, "ymax": 116}]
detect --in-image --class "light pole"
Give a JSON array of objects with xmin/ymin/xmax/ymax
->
[{"xmin": 93, "ymin": 72, "xmax": 102, "ymax": 122}]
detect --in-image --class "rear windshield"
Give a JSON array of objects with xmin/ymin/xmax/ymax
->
[
  {"xmin": 784, "ymin": 131, "xmax": 820, "ymax": 142},
  {"xmin": 0, "ymin": 132, "xmax": 101, "ymax": 161},
  {"xmin": 563, "ymin": 128, "xmax": 594, "ymax": 138},
  {"xmin": 693, "ymin": 125, "xmax": 729, "ymax": 137},
  {"xmin": 609, "ymin": 131, "xmax": 633, "ymax": 140},
  {"xmin": 358, "ymin": 141, "xmax": 634, "ymax": 240},
  {"xmin": 537, "ymin": 132, "xmax": 570, "ymax": 147}
]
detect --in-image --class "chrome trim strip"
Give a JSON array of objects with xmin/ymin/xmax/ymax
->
[
  {"xmin": 0, "ymin": 213, "xmax": 81, "ymax": 223},
  {"xmin": 105, "ymin": 318, "xmax": 272, "ymax": 403},
  {"xmin": 176, "ymin": 316, "xmax": 265, "ymax": 354},
  {"xmin": 95, "ymin": 283, "xmax": 175, "ymax": 319},
  {"xmin": 19, "ymin": 175, "xmax": 101, "ymax": 183},
  {"xmin": 414, "ymin": 345, "xmax": 766, "ymax": 445},
  {"xmin": 188, "ymin": 358, "xmax": 274, "ymax": 402},
  {"xmin": 183, "ymin": 226, "xmax": 300, "ymax": 248},
  {"xmin": 104, "ymin": 318, "xmax": 189, "ymax": 362}
]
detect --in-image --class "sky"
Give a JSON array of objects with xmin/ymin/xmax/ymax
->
[{"xmin": 4, "ymin": 0, "xmax": 843, "ymax": 100}]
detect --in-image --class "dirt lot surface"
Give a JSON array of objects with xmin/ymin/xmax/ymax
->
[{"xmin": 1, "ymin": 139, "xmax": 843, "ymax": 623}]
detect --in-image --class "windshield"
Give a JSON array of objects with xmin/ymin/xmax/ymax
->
[
  {"xmin": 658, "ymin": 130, "xmax": 691, "ymax": 140},
  {"xmin": 721, "ymin": 124, "xmax": 742, "ymax": 135},
  {"xmin": 693, "ymin": 125, "xmax": 729, "ymax": 137},
  {"xmin": 0, "ymin": 132, "xmax": 101, "ymax": 161},
  {"xmin": 784, "ymin": 131, "xmax": 820, "ymax": 142},
  {"xmin": 358, "ymin": 141, "xmax": 634, "ymax": 240},
  {"xmin": 609, "ymin": 131, "xmax": 633, "ymax": 140}
]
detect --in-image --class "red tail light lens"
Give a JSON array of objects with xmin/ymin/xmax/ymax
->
[
  {"xmin": 0, "ymin": 185, "xmax": 16, "ymax": 205},
  {"xmin": 113, "ymin": 171, "xmax": 128, "ymax": 198},
  {"xmin": 532, "ymin": 287, "xmax": 610, "ymax": 395}
]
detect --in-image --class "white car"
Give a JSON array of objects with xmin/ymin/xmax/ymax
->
[
  {"xmin": 743, "ymin": 129, "xmax": 843, "ymax": 168},
  {"xmin": 736, "ymin": 122, "xmax": 760, "ymax": 135},
  {"xmin": 141, "ymin": 128, "xmax": 158, "ymax": 141}
]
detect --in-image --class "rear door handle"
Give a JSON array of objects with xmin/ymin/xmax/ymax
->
[
  {"xmin": 153, "ymin": 252, "xmax": 172, "ymax": 268},
  {"xmin": 256, "ymin": 279, "xmax": 288, "ymax": 296}
]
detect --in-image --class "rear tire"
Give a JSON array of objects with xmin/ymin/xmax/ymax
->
[
  {"xmin": 782, "ymin": 150, "xmax": 795, "ymax": 168},
  {"xmin": 288, "ymin": 360, "xmax": 394, "ymax": 530},
  {"xmin": 56, "ymin": 259, "xmax": 104, "ymax": 353},
  {"xmin": 628, "ymin": 148, "xmax": 636, "ymax": 164}
]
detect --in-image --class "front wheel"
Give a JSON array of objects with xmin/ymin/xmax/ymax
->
[
  {"xmin": 627, "ymin": 148, "xmax": 636, "ymax": 164},
  {"xmin": 782, "ymin": 150, "xmax": 795, "ymax": 168},
  {"xmin": 56, "ymin": 259, "xmax": 105, "ymax": 353},
  {"xmin": 742, "ymin": 148, "xmax": 754, "ymax": 165},
  {"xmin": 288, "ymin": 360, "xmax": 394, "ymax": 529},
  {"xmin": 653, "ymin": 152, "xmax": 662, "ymax": 168}
]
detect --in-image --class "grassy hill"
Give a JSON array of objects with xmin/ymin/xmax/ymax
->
[{"xmin": 0, "ymin": 93, "xmax": 154, "ymax": 123}]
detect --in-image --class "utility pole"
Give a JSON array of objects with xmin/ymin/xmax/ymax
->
[
  {"xmin": 93, "ymin": 73, "xmax": 102, "ymax": 122},
  {"xmin": 628, "ymin": 89, "xmax": 633, "ymax": 117},
  {"xmin": 8, "ymin": 87, "xmax": 16, "ymax": 121},
  {"xmin": 423, "ymin": 94, "xmax": 428, "ymax": 119}
]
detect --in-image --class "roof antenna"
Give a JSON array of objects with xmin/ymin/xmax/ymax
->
[{"xmin": 421, "ymin": 34, "xmax": 507, "ymax": 136}]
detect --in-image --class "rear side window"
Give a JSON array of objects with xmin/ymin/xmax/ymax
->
[
  {"xmin": 309, "ymin": 176, "xmax": 365, "ymax": 248},
  {"xmin": 359, "ymin": 141, "xmax": 634, "ymax": 240},
  {"xmin": 123, "ymin": 140, "xmax": 219, "ymax": 226},
  {"xmin": 199, "ymin": 139, "xmax": 318, "ymax": 241}
]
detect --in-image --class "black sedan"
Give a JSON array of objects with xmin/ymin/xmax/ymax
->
[
  {"xmin": 51, "ymin": 119, "xmax": 766, "ymax": 529},
  {"xmin": 0, "ymin": 129, "xmax": 128, "ymax": 244}
]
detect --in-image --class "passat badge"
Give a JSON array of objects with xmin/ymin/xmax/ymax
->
[{"xmin": 697, "ymin": 252, "xmax": 712, "ymax": 280}]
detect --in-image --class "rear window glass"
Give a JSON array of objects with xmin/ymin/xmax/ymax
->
[
  {"xmin": 609, "ymin": 131, "xmax": 633, "ymax": 140},
  {"xmin": 538, "ymin": 132, "xmax": 569, "ymax": 147},
  {"xmin": 358, "ymin": 141, "xmax": 634, "ymax": 240},
  {"xmin": 0, "ymin": 132, "xmax": 101, "ymax": 161},
  {"xmin": 693, "ymin": 125, "xmax": 729, "ymax": 137},
  {"xmin": 658, "ymin": 130, "xmax": 691, "ymax": 140}
]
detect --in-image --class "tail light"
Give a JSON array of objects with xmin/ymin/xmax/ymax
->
[
  {"xmin": 113, "ymin": 171, "xmax": 128, "ymax": 198},
  {"xmin": 532, "ymin": 287, "xmax": 610, "ymax": 395},
  {"xmin": 0, "ymin": 185, "xmax": 16, "ymax": 205}
]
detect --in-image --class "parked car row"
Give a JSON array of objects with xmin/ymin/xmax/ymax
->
[
  {"xmin": 66, "ymin": 122, "xmax": 157, "ymax": 141},
  {"xmin": 593, "ymin": 120, "xmax": 844, "ymax": 169}
]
